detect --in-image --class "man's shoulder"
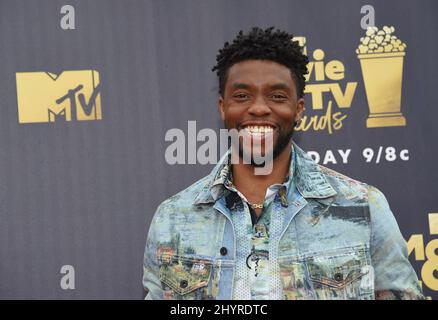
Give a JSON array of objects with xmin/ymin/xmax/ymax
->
[
  {"xmin": 314, "ymin": 163, "xmax": 396, "ymax": 230},
  {"xmin": 155, "ymin": 174, "xmax": 211, "ymax": 215},
  {"xmin": 316, "ymin": 163, "xmax": 376, "ymax": 202},
  {"xmin": 294, "ymin": 143, "xmax": 384, "ymax": 203}
]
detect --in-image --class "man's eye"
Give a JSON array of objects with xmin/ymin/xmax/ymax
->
[
  {"xmin": 233, "ymin": 93, "xmax": 250, "ymax": 99},
  {"xmin": 271, "ymin": 94, "xmax": 287, "ymax": 100}
]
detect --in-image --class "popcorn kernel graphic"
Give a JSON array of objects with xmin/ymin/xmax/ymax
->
[{"xmin": 357, "ymin": 26, "xmax": 407, "ymax": 128}]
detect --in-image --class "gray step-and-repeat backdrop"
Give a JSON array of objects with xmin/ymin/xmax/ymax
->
[{"xmin": 0, "ymin": 0, "xmax": 437, "ymax": 299}]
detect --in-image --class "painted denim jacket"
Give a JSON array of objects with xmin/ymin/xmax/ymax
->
[{"xmin": 143, "ymin": 142, "xmax": 424, "ymax": 300}]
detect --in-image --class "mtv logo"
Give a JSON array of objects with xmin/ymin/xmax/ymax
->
[{"xmin": 15, "ymin": 70, "xmax": 102, "ymax": 123}]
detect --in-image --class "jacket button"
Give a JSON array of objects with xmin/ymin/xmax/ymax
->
[
  {"xmin": 180, "ymin": 280, "xmax": 188, "ymax": 288},
  {"xmin": 220, "ymin": 247, "xmax": 228, "ymax": 256},
  {"xmin": 334, "ymin": 273, "xmax": 343, "ymax": 282}
]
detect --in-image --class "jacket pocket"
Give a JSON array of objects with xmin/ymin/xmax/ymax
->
[
  {"xmin": 306, "ymin": 245, "xmax": 373, "ymax": 300},
  {"xmin": 159, "ymin": 255, "xmax": 213, "ymax": 299}
]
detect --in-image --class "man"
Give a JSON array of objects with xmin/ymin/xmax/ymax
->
[{"xmin": 143, "ymin": 27, "xmax": 424, "ymax": 300}]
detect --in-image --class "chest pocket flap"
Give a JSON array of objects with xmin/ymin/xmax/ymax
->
[{"xmin": 307, "ymin": 246, "xmax": 370, "ymax": 290}]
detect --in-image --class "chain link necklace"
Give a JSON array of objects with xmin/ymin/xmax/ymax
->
[{"xmin": 249, "ymin": 202, "xmax": 264, "ymax": 209}]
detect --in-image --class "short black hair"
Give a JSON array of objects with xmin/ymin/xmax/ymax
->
[{"xmin": 212, "ymin": 26, "xmax": 309, "ymax": 98}]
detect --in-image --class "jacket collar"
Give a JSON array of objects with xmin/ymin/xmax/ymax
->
[
  {"xmin": 292, "ymin": 142, "xmax": 337, "ymax": 199},
  {"xmin": 193, "ymin": 141, "xmax": 337, "ymax": 205}
]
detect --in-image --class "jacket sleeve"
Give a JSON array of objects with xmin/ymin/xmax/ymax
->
[
  {"xmin": 368, "ymin": 186, "xmax": 425, "ymax": 300},
  {"xmin": 142, "ymin": 207, "xmax": 164, "ymax": 300}
]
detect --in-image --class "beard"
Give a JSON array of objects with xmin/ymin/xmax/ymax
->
[{"xmin": 229, "ymin": 124, "xmax": 295, "ymax": 167}]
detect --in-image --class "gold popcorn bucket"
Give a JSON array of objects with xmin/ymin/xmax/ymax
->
[{"xmin": 357, "ymin": 52, "xmax": 406, "ymax": 128}]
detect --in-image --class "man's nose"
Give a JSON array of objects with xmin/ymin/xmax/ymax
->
[{"xmin": 247, "ymin": 96, "xmax": 271, "ymax": 116}]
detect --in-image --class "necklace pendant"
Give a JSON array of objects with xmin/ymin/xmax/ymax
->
[{"xmin": 250, "ymin": 203, "xmax": 264, "ymax": 209}]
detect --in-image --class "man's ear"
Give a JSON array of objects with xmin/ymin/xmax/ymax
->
[
  {"xmin": 218, "ymin": 96, "xmax": 225, "ymax": 121},
  {"xmin": 295, "ymin": 98, "xmax": 305, "ymax": 121}
]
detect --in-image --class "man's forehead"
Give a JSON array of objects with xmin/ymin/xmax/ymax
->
[{"xmin": 226, "ymin": 60, "xmax": 295, "ymax": 88}]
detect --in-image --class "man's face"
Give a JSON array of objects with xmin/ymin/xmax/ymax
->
[{"xmin": 218, "ymin": 59, "xmax": 304, "ymax": 164}]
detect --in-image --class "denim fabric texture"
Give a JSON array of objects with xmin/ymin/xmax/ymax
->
[{"xmin": 143, "ymin": 142, "xmax": 424, "ymax": 300}]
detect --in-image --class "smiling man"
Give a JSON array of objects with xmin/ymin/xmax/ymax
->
[{"xmin": 143, "ymin": 27, "xmax": 424, "ymax": 300}]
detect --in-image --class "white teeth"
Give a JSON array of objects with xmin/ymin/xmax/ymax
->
[{"xmin": 243, "ymin": 125, "xmax": 274, "ymax": 133}]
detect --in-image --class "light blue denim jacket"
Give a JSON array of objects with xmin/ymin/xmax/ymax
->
[{"xmin": 143, "ymin": 142, "xmax": 424, "ymax": 300}]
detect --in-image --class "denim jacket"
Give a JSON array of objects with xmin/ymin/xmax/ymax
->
[{"xmin": 142, "ymin": 142, "xmax": 424, "ymax": 300}]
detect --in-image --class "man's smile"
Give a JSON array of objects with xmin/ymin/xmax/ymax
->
[{"xmin": 238, "ymin": 121, "xmax": 277, "ymax": 138}]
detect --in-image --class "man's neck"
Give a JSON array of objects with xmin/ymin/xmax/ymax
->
[{"xmin": 231, "ymin": 142, "xmax": 292, "ymax": 211}]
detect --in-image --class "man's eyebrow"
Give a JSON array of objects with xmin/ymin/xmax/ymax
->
[
  {"xmin": 231, "ymin": 82, "xmax": 251, "ymax": 89},
  {"xmin": 270, "ymin": 83, "xmax": 290, "ymax": 90},
  {"xmin": 231, "ymin": 82, "xmax": 291, "ymax": 91}
]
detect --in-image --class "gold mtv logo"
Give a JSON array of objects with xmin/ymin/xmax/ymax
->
[{"xmin": 16, "ymin": 70, "xmax": 102, "ymax": 123}]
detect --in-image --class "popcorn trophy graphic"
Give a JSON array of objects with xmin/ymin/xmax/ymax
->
[{"xmin": 356, "ymin": 26, "xmax": 407, "ymax": 128}]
